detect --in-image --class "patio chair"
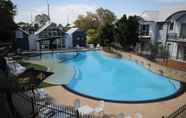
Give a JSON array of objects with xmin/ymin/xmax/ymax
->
[
  {"xmin": 116, "ymin": 113, "xmax": 125, "ymax": 118},
  {"xmin": 38, "ymin": 105, "xmax": 56, "ymax": 118},
  {"xmin": 35, "ymin": 88, "xmax": 48, "ymax": 100},
  {"xmin": 135, "ymin": 112, "xmax": 143, "ymax": 118},
  {"xmin": 73, "ymin": 99, "xmax": 81, "ymax": 109},
  {"xmin": 73, "ymin": 99, "xmax": 94, "ymax": 114},
  {"xmin": 93, "ymin": 100, "xmax": 104, "ymax": 114},
  {"xmin": 7, "ymin": 62, "xmax": 26, "ymax": 76},
  {"xmin": 125, "ymin": 115, "xmax": 132, "ymax": 118}
]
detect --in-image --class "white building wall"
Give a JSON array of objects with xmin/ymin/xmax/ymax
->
[
  {"xmin": 150, "ymin": 22, "xmax": 158, "ymax": 43},
  {"xmin": 28, "ymin": 34, "xmax": 37, "ymax": 51},
  {"xmin": 64, "ymin": 34, "xmax": 73, "ymax": 48}
]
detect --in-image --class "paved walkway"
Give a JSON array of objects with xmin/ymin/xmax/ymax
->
[
  {"xmin": 45, "ymin": 86, "xmax": 186, "ymax": 118},
  {"xmin": 157, "ymin": 59, "xmax": 186, "ymax": 72}
]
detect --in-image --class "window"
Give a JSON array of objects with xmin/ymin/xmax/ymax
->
[
  {"xmin": 170, "ymin": 22, "xmax": 174, "ymax": 30},
  {"xmin": 159, "ymin": 24, "xmax": 163, "ymax": 30},
  {"xmin": 140, "ymin": 24, "xmax": 149, "ymax": 36}
]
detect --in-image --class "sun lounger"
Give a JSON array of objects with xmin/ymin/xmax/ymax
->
[
  {"xmin": 7, "ymin": 62, "xmax": 26, "ymax": 76},
  {"xmin": 78, "ymin": 105, "xmax": 94, "ymax": 114},
  {"xmin": 73, "ymin": 99, "xmax": 94, "ymax": 114},
  {"xmin": 73, "ymin": 99, "xmax": 81, "ymax": 109},
  {"xmin": 93, "ymin": 100, "xmax": 104, "ymax": 114}
]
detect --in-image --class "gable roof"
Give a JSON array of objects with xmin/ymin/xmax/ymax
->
[
  {"xmin": 34, "ymin": 22, "xmax": 52, "ymax": 35},
  {"xmin": 17, "ymin": 28, "xmax": 29, "ymax": 35},
  {"xmin": 66, "ymin": 28, "xmax": 79, "ymax": 35}
]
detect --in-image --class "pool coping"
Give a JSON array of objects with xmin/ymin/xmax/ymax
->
[
  {"xmin": 62, "ymin": 51, "xmax": 186, "ymax": 104},
  {"xmin": 63, "ymin": 82, "xmax": 186, "ymax": 104},
  {"xmin": 28, "ymin": 50, "xmax": 186, "ymax": 103}
]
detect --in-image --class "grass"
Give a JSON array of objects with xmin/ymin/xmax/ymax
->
[{"xmin": 19, "ymin": 61, "xmax": 55, "ymax": 88}]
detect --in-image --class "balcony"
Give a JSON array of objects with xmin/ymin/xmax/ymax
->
[
  {"xmin": 138, "ymin": 32, "xmax": 151, "ymax": 41},
  {"xmin": 167, "ymin": 33, "xmax": 186, "ymax": 43}
]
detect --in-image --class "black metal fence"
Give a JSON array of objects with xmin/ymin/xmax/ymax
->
[
  {"xmin": 163, "ymin": 104, "xmax": 186, "ymax": 118},
  {"xmin": 14, "ymin": 92, "xmax": 100, "ymax": 118}
]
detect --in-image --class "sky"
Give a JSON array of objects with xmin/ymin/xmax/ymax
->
[{"xmin": 12, "ymin": 0, "xmax": 186, "ymax": 25}]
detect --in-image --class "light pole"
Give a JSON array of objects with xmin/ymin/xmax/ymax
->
[{"xmin": 47, "ymin": 0, "xmax": 50, "ymax": 21}]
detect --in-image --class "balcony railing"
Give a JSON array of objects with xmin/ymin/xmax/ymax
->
[{"xmin": 167, "ymin": 33, "xmax": 186, "ymax": 42}]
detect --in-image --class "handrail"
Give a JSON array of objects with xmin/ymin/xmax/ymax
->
[
  {"xmin": 16, "ymin": 92, "xmax": 77, "ymax": 116},
  {"xmin": 164, "ymin": 104, "xmax": 186, "ymax": 118},
  {"xmin": 14, "ymin": 92, "xmax": 98, "ymax": 118}
]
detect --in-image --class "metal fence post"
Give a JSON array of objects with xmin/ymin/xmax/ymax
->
[{"xmin": 76, "ymin": 110, "xmax": 79, "ymax": 118}]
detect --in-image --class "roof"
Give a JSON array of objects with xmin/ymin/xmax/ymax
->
[
  {"xmin": 66, "ymin": 28, "xmax": 79, "ymax": 35},
  {"xmin": 158, "ymin": 4, "xmax": 186, "ymax": 21},
  {"xmin": 141, "ymin": 4, "xmax": 186, "ymax": 22},
  {"xmin": 17, "ymin": 28, "xmax": 29, "ymax": 35},
  {"xmin": 34, "ymin": 22, "xmax": 52, "ymax": 35},
  {"xmin": 141, "ymin": 11, "xmax": 159, "ymax": 22}
]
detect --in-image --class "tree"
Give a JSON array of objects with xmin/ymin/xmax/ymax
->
[
  {"xmin": 34, "ymin": 13, "xmax": 50, "ymax": 28},
  {"xmin": 114, "ymin": 15, "xmax": 128, "ymax": 50},
  {"xmin": 74, "ymin": 14, "xmax": 99, "ymax": 31},
  {"xmin": 96, "ymin": 8, "xmax": 116, "ymax": 26},
  {"xmin": 97, "ymin": 23, "xmax": 115, "ymax": 47},
  {"xmin": 0, "ymin": 0, "xmax": 17, "ymax": 43},
  {"xmin": 0, "ymin": 0, "xmax": 16, "ymax": 16},
  {"xmin": 86, "ymin": 29, "xmax": 98, "ymax": 44},
  {"xmin": 126, "ymin": 16, "xmax": 139, "ymax": 49},
  {"xmin": 114, "ymin": 15, "xmax": 139, "ymax": 51},
  {"xmin": 74, "ymin": 8, "xmax": 116, "ymax": 31}
]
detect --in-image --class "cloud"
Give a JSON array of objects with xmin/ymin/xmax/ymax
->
[
  {"xmin": 50, "ymin": 4, "xmax": 96, "ymax": 25},
  {"xmin": 15, "ymin": 4, "xmax": 97, "ymax": 25}
]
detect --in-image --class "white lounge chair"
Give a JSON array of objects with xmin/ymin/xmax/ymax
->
[
  {"xmin": 7, "ymin": 62, "xmax": 26, "ymax": 76},
  {"xmin": 96, "ymin": 44, "xmax": 100, "ymax": 48},
  {"xmin": 135, "ymin": 112, "xmax": 143, "ymax": 118},
  {"xmin": 78, "ymin": 105, "xmax": 94, "ymax": 114},
  {"xmin": 73, "ymin": 99, "xmax": 81, "ymax": 109},
  {"xmin": 117, "ymin": 113, "xmax": 125, "ymax": 118},
  {"xmin": 35, "ymin": 88, "xmax": 48, "ymax": 100},
  {"xmin": 93, "ymin": 100, "xmax": 104, "ymax": 114},
  {"xmin": 73, "ymin": 99, "xmax": 94, "ymax": 114}
]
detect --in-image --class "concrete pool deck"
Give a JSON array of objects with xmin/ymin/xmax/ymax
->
[{"xmin": 45, "ymin": 86, "xmax": 186, "ymax": 118}]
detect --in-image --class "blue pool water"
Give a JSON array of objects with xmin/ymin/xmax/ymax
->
[{"xmin": 31, "ymin": 51, "xmax": 181, "ymax": 102}]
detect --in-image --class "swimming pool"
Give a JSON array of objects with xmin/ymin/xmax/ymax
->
[{"xmin": 30, "ymin": 51, "xmax": 182, "ymax": 102}]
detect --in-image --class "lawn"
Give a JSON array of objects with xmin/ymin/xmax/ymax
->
[{"xmin": 19, "ymin": 61, "xmax": 55, "ymax": 88}]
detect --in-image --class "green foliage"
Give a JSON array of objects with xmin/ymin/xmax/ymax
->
[
  {"xmin": 149, "ymin": 43, "xmax": 169, "ymax": 61},
  {"xmin": 34, "ymin": 13, "xmax": 50, "ymax": 28},
  {"xmin": 0, "ymin": 0, "xmax": 17, "ymax": 44},
  {"xmin": 86, "ymin": 29, "xmax": 98, "ymax": 44},
  {"xmin": 114, "ymin": 15, "xmax": 139, "ymax": 51},
  {"xmin": 74, "ymin": 8, "xmax": 139, "ymax": 50},
  {"xmin": 96, "ymin": 8, "xmax": 116, "ymax": 26},
  {"xmin": 74, "ymin": 7, "xmax": 116, "ymax": 31},
  {"xmin": 159, "ymin": 44, "xmax": 169, "ymax": 59},
  {"xmin": 97, "ymin": 23, "xmax": 115, "ymax": 47},
  {"xmin": 0, "ymin": 0, "xmax": 16, "ymax": 16},
  {"xmin": 150, "ymin": 42, "xmax": 159, "ymax": 60},
  {"xmin": 115, "ymin": 15, "xmax": 128, "ymax": 49}
]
